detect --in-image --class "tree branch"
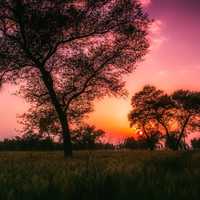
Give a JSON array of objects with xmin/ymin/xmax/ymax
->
[{"xmin": 64, "ymin": 52, "xmax": 119, "ymax": 112}]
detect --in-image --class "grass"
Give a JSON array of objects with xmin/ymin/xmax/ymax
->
[{"xmin": 0, "ymin": 150, "xmax": 200, "ymax": 200}]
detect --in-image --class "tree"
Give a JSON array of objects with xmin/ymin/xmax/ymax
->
[
  {"xmin": 122, "ymin": 135, "xmax": 160, "ymax": 150},
  {"xmin": 0, "ymin": 0, "xmax": 150, "ymax": 157},
  {"xmin": 138, "ymin": 130, "xmax": 161, "ymax": 150},
  {"xmin": 123, "ymin": 137, "xmax": 141, "ymax": 149},
  {"xmin": 165, "ymin": 131, "xmax": 189, "ymax": 151},
  {"xmin": 128, "ymin": 85, "xmax": 174, "ymax": 149},
  {"xmin": 129, "ymin": 85, "xmax": 200, "ymax": 150},
  {"xmin": 171, "ymin": 90, "xmax": 200, "ymax": 150},
  {"xmin": 191, "ymin": 138, "xmax": 200, "ymax": 150},
  {"xmin": 71, "ymin": 124, "xmax": 105, "ymax": 149},
  {"xmin": 0, "ymin": 131, "xmax": 56, "ymax": 151}
]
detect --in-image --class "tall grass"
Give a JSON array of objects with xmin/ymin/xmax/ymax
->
[{"xmin": 0, "ymin": 151, "xmax": 199, "ymax": 200}]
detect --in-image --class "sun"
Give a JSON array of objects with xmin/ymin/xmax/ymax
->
[{"xmin": 139, "ymin": 131, "xmax": 143, "ymax": 136}]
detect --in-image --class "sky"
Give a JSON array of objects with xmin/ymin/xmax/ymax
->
[{"xmin": 0, "ymin": 0, "xmax": 200, "ymax": 141}]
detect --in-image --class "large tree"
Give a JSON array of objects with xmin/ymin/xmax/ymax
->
[{"xmin": 0, "ymin": 0, "xmax": 150, "ymax": 157}]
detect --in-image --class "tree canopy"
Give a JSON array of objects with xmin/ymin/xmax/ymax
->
[
  {"xmin": 0, "ymin": 0, "xmax": 150, "ymax": 157},
  {"xmin": 128, "ymin": 85, "xmax": 200, "ymax": 150}
]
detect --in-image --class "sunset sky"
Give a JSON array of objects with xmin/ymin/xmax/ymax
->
[{"xmin": 0, "ymin": 0, "xmax": 200, "ymax": 141}]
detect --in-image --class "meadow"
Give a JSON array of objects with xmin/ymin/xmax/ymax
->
[{"xmin": 0, "ymin": 150, "xmax": 200, "ymax": 200}]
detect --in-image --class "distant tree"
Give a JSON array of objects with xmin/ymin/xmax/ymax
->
[
  {"xmin": 123, "ymin": 137, "xmax": 140, "ymax": 149},
  {"xmin": 122, "ymin": 135, "xmax": 159, "ymax": 150},
  {"xmin": 191, "ymin": 138, "xmax": 200, "ymax": 150},
  {"xmin": 0, "ymin": 0, "xmax": 150, "ymax": 157},
  {"xmin": 128, "ymin": 85, "xmax": 174, "ymax": 149},
  {"xmin": 171, "ymin": 90, "xmax": 200, "ymax": 150},
  {"xmin": 71, "ymin": 124, "xmax": 105, "ymax": 149},
  {"xmin": 0, "ymin": 131, "xmax": 57, "ymax": 151}
]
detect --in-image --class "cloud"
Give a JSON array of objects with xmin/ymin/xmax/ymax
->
[
  {"xmin": 149, "ymin": 20, "xmax": 163, "ymax": 35},
  {"xmin": 148, "ymin": 20, "xmax": 167, "ymax": 50},
  {"xmin": 151, "ymin": 37, "xmax": 166, "ymax": 50},
  {"xmin": 140, "ymin": 0, "xmax": 152, "ymax": 7}
]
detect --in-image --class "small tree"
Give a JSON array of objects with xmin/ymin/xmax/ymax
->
[
  {"xmin": 128, "ymin": 85, "xmax": 174, "ymax": 149},
  {"xmin": 123, "ymin": 137, "xmax": 141, "ymax": 149},
  {"xmin": 191, "ymin": 138, "xmax": 200, "ymax": 150},
  {"xmin": 71, "ymin": 124, "xmax": 105, "ymax": 149},
  {"xmin": 0, "ymin": 0, "xmax": 150, "ymax": 157}
]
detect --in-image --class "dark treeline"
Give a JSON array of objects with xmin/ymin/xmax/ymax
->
[
  {"xmin": 122, "ymin": 136, "xmax": 200, "ymax": 150},
  {"xmin": 0, "ymin": 125, "xmax": 114, "ymax": 151},
  {"xmin": 1, "ymin": 134, "xmax": 199, "ymax": 151},
  {"xmin": 0, "ymin": 130, "xmax": 199, "ymax": 151},
  {"xmin": 191, "ymin": 138, "xmax": 200, "ymax": 150}
]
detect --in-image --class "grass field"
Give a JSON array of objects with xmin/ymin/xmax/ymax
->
[{"xmin": 0, "ymin": 150, "xmax": 200, "ymax": 200}]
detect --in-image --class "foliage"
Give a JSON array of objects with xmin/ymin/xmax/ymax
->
[
  {"xmin": 165, "ymin": 132, "xmax": 188, "ymax": 151},
  {"xmin": 0, "ymin": 125, "xmax": 108, "ymax": 151},
  {"xmin": 0, "ymin": 0, "xmax": 150, "ymax": 156},
  {"xmin": 122, "ymin": 134, "xmax": 161, "ymax": 150},
  {"xmin": 122, "ymin": 137, "xmax": 147, "ymax": 149},
  {"xmin": 191, "ymin": 138, "xmax": 200, "ymax": 149},
  {"xmin": 0, "ymin": 132, "xmax": 59, "ymax": 151},
  {"xmin": 128, "ymin": 85, "xmax": 200, "ymax": 150},
  {"xmin": 128, "ymin": 85, "xmax": 174, "ymax": 149},
  {"xmin": 71, "ymin": 124, "xmax": 105, "ymax": 149},
  {"xmin": 171, "ymin": 90, "xmax": 200, "ymax": 148}
]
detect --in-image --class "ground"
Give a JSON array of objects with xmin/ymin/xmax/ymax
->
[{"xmin": 0, "ymin": 150, "xmax": 200, "ymax": 200}]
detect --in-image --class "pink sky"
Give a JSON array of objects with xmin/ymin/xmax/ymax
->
[{"xmin": 0, "ymin": 0, "xmax": 200, "ymax": 141}]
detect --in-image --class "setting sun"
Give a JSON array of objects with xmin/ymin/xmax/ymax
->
[{"xmin": 139, "ymin": 131, "xmax": 143, "ymax": 136}]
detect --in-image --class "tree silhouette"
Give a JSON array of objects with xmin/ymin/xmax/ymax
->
[
  {"xmin": 129, "ymin": 85, "xmax": 200, "ymax": 150},
  {"xmin": 191, "ymin": 138, "xmax": 200, "ymax": 150},
  {"xmin": 128, "ymin": 85, "xmax": 174, "ymax": 149},
  {"xmin": 71, "ymin": 124, "xmax": 105, "ymax": 149},
  {"xmin": 0, "ymin": 131, "xmax": 57, "ymax": 151},
  {"xmin": 0, "ymin": 0, "xmax": 150, "ymax": 157},
  {"xmin": 171, "ymin": 90, "xmax": 200, "ymax": 150},
  {"xmin": 139, "ymin": 130, "xmax": 161, "ymax": 150},
  {"xmin": 123, "ymin": 137, "xmax": 141, "ymax": 149}
]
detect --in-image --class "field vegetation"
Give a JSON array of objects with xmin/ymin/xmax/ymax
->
[{"xmin": 0, "ymin": 151, "xmax": 200, "ymax": 200}]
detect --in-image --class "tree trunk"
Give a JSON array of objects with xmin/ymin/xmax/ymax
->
[
  {"xmin": 61, "ymin": 115, "xmax": 72, "ymax": 158},
  {"xmin": 176, "ymin": 115, "xmax": 191, "ymax": 150},
  {"xmin": 158, "ymin": 121, "xmax": 171, "ymax": 148},
  {"xmin": 39, "ymin": 66, "xmax": 72, "ymax": 158}
]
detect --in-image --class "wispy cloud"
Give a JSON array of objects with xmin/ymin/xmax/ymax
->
[
  {"xmin": 149, "ymin": 20, "xmax": 167, "ymax": 50},
  {"xmin": 149, "ymin": 20, "xmax": 163, "ymax": 35}
]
